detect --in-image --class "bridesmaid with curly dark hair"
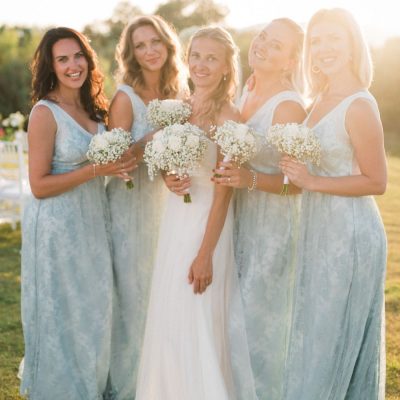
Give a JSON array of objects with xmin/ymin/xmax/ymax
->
[{"xmin": 20, "ymin": 27, "xmax": 135, "ymax": 399}]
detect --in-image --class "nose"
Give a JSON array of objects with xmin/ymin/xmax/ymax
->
[
  {"xmin": 68, "ymin": 57, "xmax": 81, "ymax": 70},
  {"xmin": 146, "ymin": 44, "xmax": 158, "ymax": 54}
]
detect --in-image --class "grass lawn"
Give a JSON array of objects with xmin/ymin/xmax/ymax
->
[{"xmin": 0, "ymin": 157, "xmax": 399, "ymax": 399}]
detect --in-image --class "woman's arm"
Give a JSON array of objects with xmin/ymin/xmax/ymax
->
[
  {"xmin": 188, "ymin": 106, "xmax": 237, "ymax": 294},
  {"xmin": 279, "ymin": 99, "xmax": 387, "ymax": 196},
  {"xmin": 28, "ymin": 105, "xmax": 135, "ymax": 199},
  {"xmin": 108, "ymin": 91, "xmax": 133, "ymax": 131},
  {"xmin": 213, "ymin": 100, "xmax": 306, "ymax": 194},
  {"xmin": 188, "ymin": 155, "xmax": 233, "ymax": 294}
]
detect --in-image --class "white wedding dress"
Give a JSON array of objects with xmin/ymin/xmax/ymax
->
[{"xmin": 135, "ymin": 139, "xmax": 256, "ymax": 400}]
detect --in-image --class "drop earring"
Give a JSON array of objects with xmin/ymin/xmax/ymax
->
[{"xmin": 311, "ymin": 65, "xmax": 321, "ymax": 74}]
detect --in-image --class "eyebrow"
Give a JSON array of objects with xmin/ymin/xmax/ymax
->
[
  {"xmin": 134, "ymin": 35, "xmax": 161, "ymax": 44},
  {"xmin": 191, "ymin": 51, "xmax": 219, "ymax": 57},
  {"xmin": 260, "ymin": 31, "xmax": 283, "ymax": 44},
  {"xmin": 54, "ymin": 50, "xmax": 83, "ymax": 60}
]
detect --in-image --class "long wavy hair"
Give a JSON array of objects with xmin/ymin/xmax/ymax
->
[
  {"xmin": 304, "ymin": 8, "xmax": 373, "ymax": 99},
  {"xmin": 30, "ymin": 27, "xmax": 108, "ymax": 123},
  {"xmin": 115, "ymin": 15, "xmax": 188, "ymax": 99},
  {"xmin": 187, "ymin": 26, "xmax": 239, "ymax": 125},
  {"xmin": 270, "ymin": 18, "xmax": 304, "ymax": 93}
]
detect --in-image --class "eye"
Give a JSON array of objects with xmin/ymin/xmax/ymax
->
[
  {"xmin": 271, "ymin": 43, "xmax": 282, "ymax": 51},
  {"xmin": 56, "ymin": 56, "xmax": 68, "ymax": 63},
  {"xmin": 135, "ymin": 43, "xmax": 145, "ymax": 49},
  {"xmin": 152, "ymin": 38, "xmax": 162, "ymax": 44},
  {"xmin": 75, "ymin": 52, "xmax": 85, "ymax": 59},
  {"xmin": 190, "ymin": 52, "xmax": 199, "ymax": 60},
  {"xmin": 207, "ymin": 55, "xmax": 216, "ymax": 62}
]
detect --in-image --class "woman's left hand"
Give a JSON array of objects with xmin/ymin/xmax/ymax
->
[
  {"xmin": 279, "ymin": 155, "xmax": 314, "ymax": 190},
  {"xmin": 188, "ymin": 252, "xmax": 213, "ymax": 295},
  {"xmin": 211, "ymin": 161, "xmax": 252, "ymax": 189}
]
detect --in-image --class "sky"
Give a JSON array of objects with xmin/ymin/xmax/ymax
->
[{"xmin": 1, "ymin": 0, "xmax": 399, "ymax": 45}]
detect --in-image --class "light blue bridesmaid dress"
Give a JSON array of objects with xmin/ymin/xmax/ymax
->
[
  {"xmin": 106, "ymin": 85, "xmax": 167, "ymax": 399},
  {"xmin": 284, "ymin": 91, "xmax": 387, "ymax": 400},
  {"xmin": 234, "ymin": 90, "xmax": 303, "ymax": 400},
  {"xmin": 20, "ymin": 100, "xmax": 113, "ymax": 400}
]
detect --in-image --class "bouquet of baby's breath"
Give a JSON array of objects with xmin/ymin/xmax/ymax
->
[
  {"xmin": 1, "ymin": 111, "xmax": 26, "ymax": 141},
  {"xmin": 147, "ymin": 99, "xmax": 192, "ymax": 128},
  {"xmin": 86, "ymin": 127, "xmax": 134, "ymax": 189},
  {"xmin": 144, "ymin": 122, "xmax": 207, "ymax": 203},
  {"xmin": 211, "ymin": 120, "xmax": 258, "ymax": 177},
  {"xmin": 266, "ymin": 123, "xmax": 321, "ymax": 195}
]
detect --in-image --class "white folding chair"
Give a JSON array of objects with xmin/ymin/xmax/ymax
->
[{"xmin": 0, "ymin": 131, "xmax": 30, "ymax": 229}]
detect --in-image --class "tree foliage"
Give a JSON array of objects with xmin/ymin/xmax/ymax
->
[
  {"xmin": 155, "ymin": 0, "xmax": 228, "ymax": 31},
  {"xmin": 371, "ymin": 38, "xmax": 400, "ymax": 133},
  {"xmin": 0, "ymin": 26, "xmax": 42, "ymax": 117}
]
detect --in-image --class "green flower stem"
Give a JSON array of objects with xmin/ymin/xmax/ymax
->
[{"xmin": 280, "ymin": 184, "xmax": 289, "ymax": 195}]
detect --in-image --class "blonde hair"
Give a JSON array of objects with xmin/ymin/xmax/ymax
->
[
  {"xmin": 115, "ymin": 15, "xmax": 188, "ymax": 98},
  {"xmin": 186, "ymin": 26, "xmax": 239, "ymax": 125},
  {"xmin": 304, "ymin": 8, "xmax": 373, "ymax": 98},
  {"xmin": 271, "ymin": 18, "xmax": 304, "ymax": 93}
]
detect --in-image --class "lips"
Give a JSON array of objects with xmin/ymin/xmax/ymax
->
[
  {"xmin": 253, "ymin": 50, "xmax": 266, "ymax": 60},
  {"xmin": 66, "ymin": 72, "xmax": 82, "ymax": 78},
  {"xmin": 192, "ymin": 71, "xmax": 209, "ymax": 78},
  {"xmin": 146, "ymin": 57, "xmax": 161, "ymax": 64}
]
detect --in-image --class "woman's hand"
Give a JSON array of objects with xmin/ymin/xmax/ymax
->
[
  {"xmin": 279, "ymin": 155, "xmax": 314, "ymax": 190},
  {"xmin": 95, "ymin": 155, "xmax": 137, "ymax": 179},
  {"xmin": 188, "ymin": 251, "xmax": 213, "ymax": 294},
  {"xmin": 163, "ymin": 173, "xmax": 191, "ymax": 196},
  {"xmin": 212, "ymin": 161, "xmax": 253, "ymax": 189}
]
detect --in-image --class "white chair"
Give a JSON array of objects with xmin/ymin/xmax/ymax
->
[{"xmin": 0, "ymin": 131, "xmax": 30, "ymax": 229}]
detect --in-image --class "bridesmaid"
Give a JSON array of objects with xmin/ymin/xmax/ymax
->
[
  {"xmin": 105, "ymin": 15, "xmax": 188, "ymax": 399},
  {"xmin": 213, "ymin": 18, "xmax": 306, "ymax": 400},
  {"xmin": 280, "ymin": 8, "xmax": 387, "ymax": 400},
  {"xmin": 20, "ymin": 28, "xmax": 135, "ymax": 399}
]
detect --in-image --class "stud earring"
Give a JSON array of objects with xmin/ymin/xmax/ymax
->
[{"xmin": 223, "ymin": 75, "xmax": 227, "ymax": 81}]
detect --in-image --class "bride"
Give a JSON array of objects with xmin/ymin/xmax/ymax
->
[{"xmin": 135, "ymin": 26, "xmax": 256, "ymax": 400}]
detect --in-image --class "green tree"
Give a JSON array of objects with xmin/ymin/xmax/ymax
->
[
  {"xmin": 0, "ymin": 26, "xmax": 42, "ymax": 116},
  {"xmin": 155, "ymin": 0, "xmax": 228, "ymax": 31},
  {"xmin": 371, "ymin": 37, "xmax": 400, "ymax": 133}
]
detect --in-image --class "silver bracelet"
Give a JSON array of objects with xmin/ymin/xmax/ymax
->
[{"xmin": 247, "ymin": 169, "xmax": 257, "ymax": 192}]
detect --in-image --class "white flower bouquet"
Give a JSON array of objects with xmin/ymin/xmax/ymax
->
[
  {"xmin": 211, "ymin": 120, "xmax": 258, "ymax": 177},
  {"xmin": 86, "ymin": 127, "xmax": 134, "ymax": 189},
  {"xmin": 1, "ymin": 111, "xmax": 26, "ymax": 141},
  {"xmin": 144, "ymin": 122, "xmax": 207, "ymax": 203},
  {"xmin": 146, "ymin": 99, "xmax": 192, "ymax": 128},
  {"xmin": 266, "ymin": 123, "xmax": 321, "ymax": 195}
]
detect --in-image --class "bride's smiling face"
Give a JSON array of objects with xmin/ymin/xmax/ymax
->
[{"xmin": 188, "ymin": 37, "xmax": 228, "ymax": 90}]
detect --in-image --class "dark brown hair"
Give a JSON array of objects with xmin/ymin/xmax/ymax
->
[{"xmin": 31, "ymin": 27, "xmax": 108, "ymax": 123}]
